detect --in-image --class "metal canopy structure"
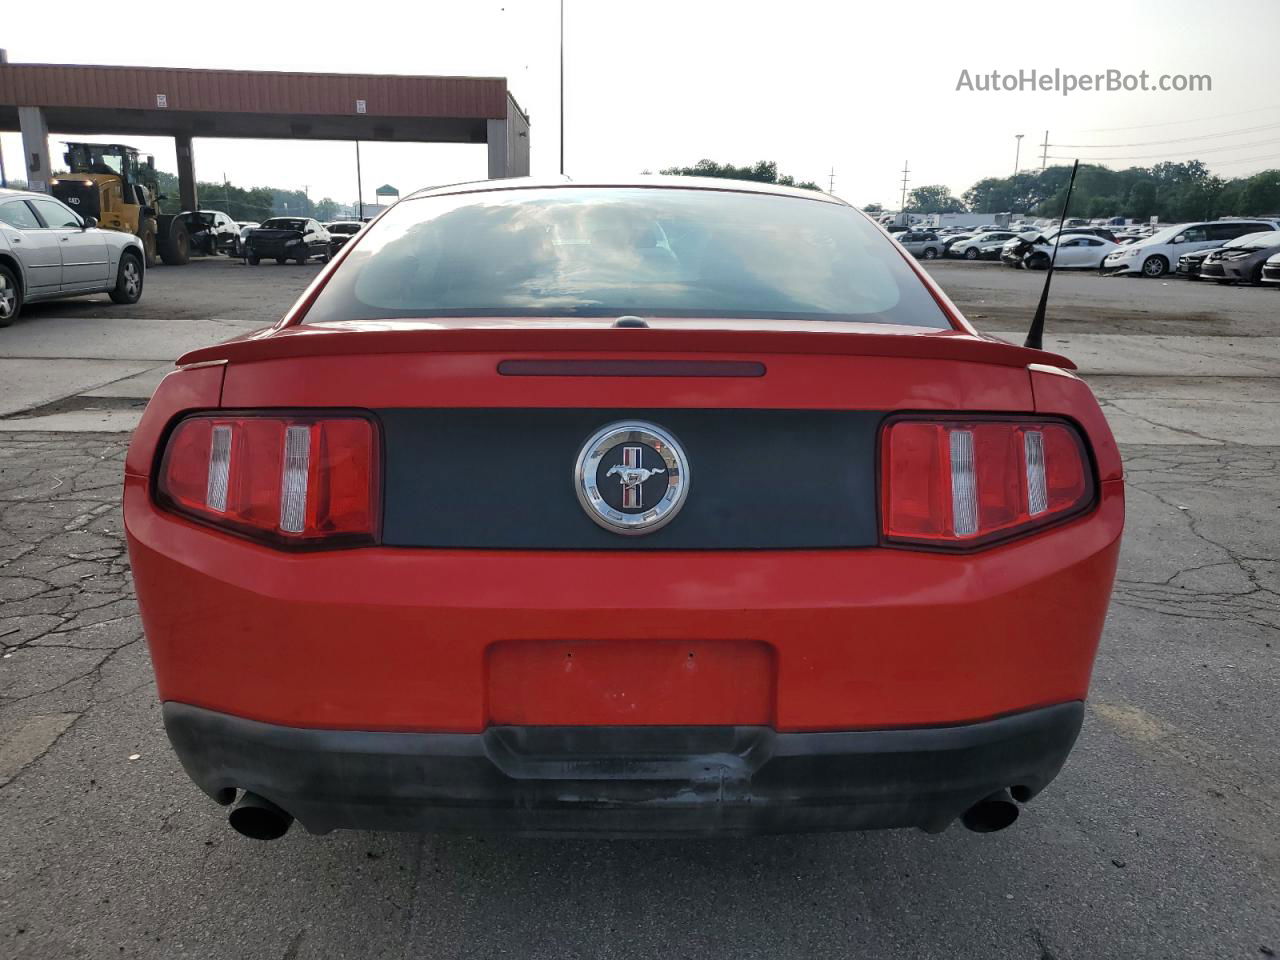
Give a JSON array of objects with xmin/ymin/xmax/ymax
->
[{"xmin": 0, "ymin": 61, "xmax": 530, "ymax": 210}]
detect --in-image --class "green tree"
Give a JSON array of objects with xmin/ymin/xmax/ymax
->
[
  {"xmin": 963, "ymin": 171, "xmax": 1047, "ymax": 213},
  {"xmin": 861, "ymin": 202, "xmax": 884, "ymax": 215},
  {"xmin": 906, "ymin": 185, "xmax": 966, "ymax": 213},
  {"xmin": 1123, "ymin": 180, "xmax": 1158, "ymax": 219},
  {"xmin": 314, "ymin": 198, "xmax": 341, "ymax": 221},
  {"xmin": 660, "ymin": 159, "xmax": 821, "ymax": 191},
  {"xmin": 953, "ymin": 159, "xmax": 1280, "ymax": 222},
  {"xmin": 1241, "ymin": 171, "xmax": 1280, "ymax": 214}
]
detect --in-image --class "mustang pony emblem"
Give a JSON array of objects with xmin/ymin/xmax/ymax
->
[
  {"xmin": 605, "ymin": 464, "xmax": 666, "ymax": 486},
  {"xmin": 575, "ymin": 422, "xmax": 690, "ymax": 534},
  {"xmin": 605, "ymin": 446, "xmax": 665, "ymax": 509}
]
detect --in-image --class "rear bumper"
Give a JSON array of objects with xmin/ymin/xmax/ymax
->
[
  {"xmin": 164, "ymin": 700, "xmax": 1084, "ymax": 836},
  {"xmin": 125, "ymin": 478, "xmax": 1123, "ymax": 732}
]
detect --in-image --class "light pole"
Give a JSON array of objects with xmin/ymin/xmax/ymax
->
[
  {"xmin": 355, "ymin": 141, "xmax": 364, "ymax": 220},
  {"xmin": 559, "ymin": 0, "xmax": 565, "ymax": 176},
  {"xmin": 1014, "ymin": 134, "xmax": 1024, "ymax": 176}
]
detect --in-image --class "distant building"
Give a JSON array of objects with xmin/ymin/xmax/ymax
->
[{"xmin": 351, "ymin": 201, "xmax": 391, "ymax": 219}]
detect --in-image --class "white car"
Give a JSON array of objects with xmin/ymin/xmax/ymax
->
[
  {"xmin": 949, "ymin": 231, "xmax": 1019, "ymax": 260},
  {"xmin": 1021, "ymin": 235, "xmax": 1120, "ymax": 270},
  {"xmin": 0, "ymin": 187, "xmax": 146, "ymax": 326},
  {"xmin": 1261, "ymin": 252, "xmax": 1280, "ymax": 286},
  {"xmin": 1102, "ymin": 219, "xmax": 1278, "ymax": 277}
]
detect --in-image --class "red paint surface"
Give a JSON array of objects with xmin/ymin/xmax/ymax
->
[
  {"xmin": 125, "ymin": 341, "xmax": 1123, "ymax": 734},
  {"xmin": 487, "ymin": 640, "xmax": 775, "ymax": 726}
]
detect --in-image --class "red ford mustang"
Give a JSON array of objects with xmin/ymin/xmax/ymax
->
[{"xmin": 124, "ymin": 178, "xmax": 1123, "ymax": 840}]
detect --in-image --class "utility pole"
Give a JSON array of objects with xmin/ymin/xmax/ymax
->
[
  {"xmin": 223, "ymin": 173, "xmax": 231, "ymax": 217},
  {"xmin": 559, "ymin": 0, "xmax": 565, "ymax": 176},
  {"xmin": 0, "ymin": 51, "xmax": 8, "ymax": 187},
  {"xmin": 1014, "ymin": 134, "xmax": 1024, "ymax": 176},
  {"xmin": 899, "ymin": 161, "xmax": 910, "ymax": 212},
  {"xmin": 355, "ymin": 141, "xmax": 364, "ymax": 220},
  {"xmin": 1040, "ymin": 130, "xmax": 1049, "ymax": 171},
  {"xmin": 828, "ymin": 167, "xmax": 835, "ymax": 194}
]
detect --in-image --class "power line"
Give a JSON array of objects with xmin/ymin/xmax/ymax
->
[
  {"xmin": 1207, "ymin": 151, "xmax": 1280, "ymax": 169},
  {"xmin": 1053, "ymin": 121, "xmax": 1280, "ymax": 150},
  {"xmin": 1062, "ymin": 103, "xmax": 1280, "ymax": 134},
  {"xmin": 1045, "ymin": 135, "xmax": 1280, "ymax": 162}
]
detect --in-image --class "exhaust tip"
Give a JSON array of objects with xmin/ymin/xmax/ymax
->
[
  {"xmin": 960, "ymin": 789, "xmax": 1020, "ymax": 834},
  {"xmin": 228, "ymin": 791, "xmax": 294, "ymax": 841}
]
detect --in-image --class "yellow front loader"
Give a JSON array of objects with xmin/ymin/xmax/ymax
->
[{"xmin": 50, "ymin": 142, "xmax": 189, "ymax": 267}]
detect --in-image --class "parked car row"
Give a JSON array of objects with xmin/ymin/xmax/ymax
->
[
  {"xmin": 895, "ymin": 214, "xmax": 1280, "ymax": 284},
  {"xmin": 1102, "ymin": 219, "xmax": 1279, "ymax": 277},
  {"xmin": 173, "ymin": 212, "xmax": 367, "ymax": 265},
  {"xmin": 1180, "ymin": 230, "xmax": 1280, "ymax": 284}
]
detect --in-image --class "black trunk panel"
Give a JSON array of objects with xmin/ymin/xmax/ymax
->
[{"xmin": 378, "ymin": 409, "xmax": 883, "ymax": 550}]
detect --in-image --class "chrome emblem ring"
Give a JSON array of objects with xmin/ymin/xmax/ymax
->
[{"xmin": 575, "ymin": 421, "xmax": 690, "ymax": 535}]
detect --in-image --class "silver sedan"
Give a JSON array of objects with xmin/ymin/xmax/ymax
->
[{"xmin": 0, "ymin": 187, "xmax": 146, "ymax": 327}]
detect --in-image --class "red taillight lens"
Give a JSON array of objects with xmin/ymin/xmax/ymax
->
[
  {"xmin": 881, "ymin": 418, "xmax": 1093, "ymax": 549},
  {"xmin": 157, "ymin": 413, "xmax": 379, "ymax": 547}
]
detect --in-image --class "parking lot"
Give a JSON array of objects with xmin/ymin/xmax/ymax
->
[{"xmin": 1, "ymin": 258, "xmax": 1277, "ymax": 959}]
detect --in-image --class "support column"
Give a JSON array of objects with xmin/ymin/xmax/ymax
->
[
  {"xmin": 175, "ymin": 134, "xmax": 198, "ymax": 211},
  {"xmin": 486, "ymin": 119, "xmax": 508, "ymax": 179},
  {"xmin": 508, "ymin": 101, "xmax": 530, "ymax": 178},
  {"xmin": 485, "ymin": 99, "xmax": 531, "ymax": 180},
  {"xmin": 18, "ymin": 106, "xmax": 51, "ymax": 193}
]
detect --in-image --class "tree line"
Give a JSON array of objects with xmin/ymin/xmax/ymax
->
[
  {"xmin": 890, "ymin": 161, "xmax": 1280, "ymax": 222},
  {"xmin": 659, "ymin": 159, "xmax": 821, "ymax": 191},
  {"xmin": 152, "ymin": 170, "xmax": 345, "ymax": 222}
]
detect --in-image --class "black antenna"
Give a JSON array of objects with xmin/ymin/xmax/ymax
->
[{"xmin": 1024, "ymin": 159, "xmax": 1079, "ymax": 350}]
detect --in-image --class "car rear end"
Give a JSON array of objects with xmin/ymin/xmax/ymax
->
[
  {"xmin": 326, "ymin": 223, "xmax": 361, "ymax": 250},
  {"xmin": 125, "ymin": 181, "xmax": 1124, "ymax": 839}
]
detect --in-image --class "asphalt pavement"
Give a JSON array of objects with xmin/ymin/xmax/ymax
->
[{"xmin": 0, "ymin": 257, "xmax": 1277, "ymax": 959}]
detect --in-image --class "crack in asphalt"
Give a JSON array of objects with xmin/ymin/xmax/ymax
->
[
  {"xmin": 1111, "ymin": 448, "xmax": 1280, "ymax": 635},
  {"xmin": 1097, "ymin": 396, "xmax": 1228, "ymax": 445},
  {"xmin": 0, "ymin": 435, "xmax": 142, "ymax": 790}
]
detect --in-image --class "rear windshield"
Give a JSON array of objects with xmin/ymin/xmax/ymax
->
[
  {"xmin": 261, "ymin": 218, "xmax": 306, "ymax": 231},
  {"xmin": 328, "ymin": 223, "xmax": 360, "ymax": 234},
  {"xmin": 301, "ymin": 187, "xmax": 949, "ymax": 327}
]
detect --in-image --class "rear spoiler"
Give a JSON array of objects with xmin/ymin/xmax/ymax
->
[{"xmin": 178, "ymin": 325, "xmax": 1074, "ymax": 371}]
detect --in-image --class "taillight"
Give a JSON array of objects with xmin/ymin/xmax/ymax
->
[
  {"xmin": 881, "ymin": 417, "xmax": 1093, "ymax": 549},
  {"xmin": 157, "ymin": 413, "xmax": 379, "ymax": 547}
]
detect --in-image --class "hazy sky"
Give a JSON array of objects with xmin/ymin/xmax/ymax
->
[{"xmin": 4, "ymin": 0, "xmax": 1280, "ymax": 208}]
